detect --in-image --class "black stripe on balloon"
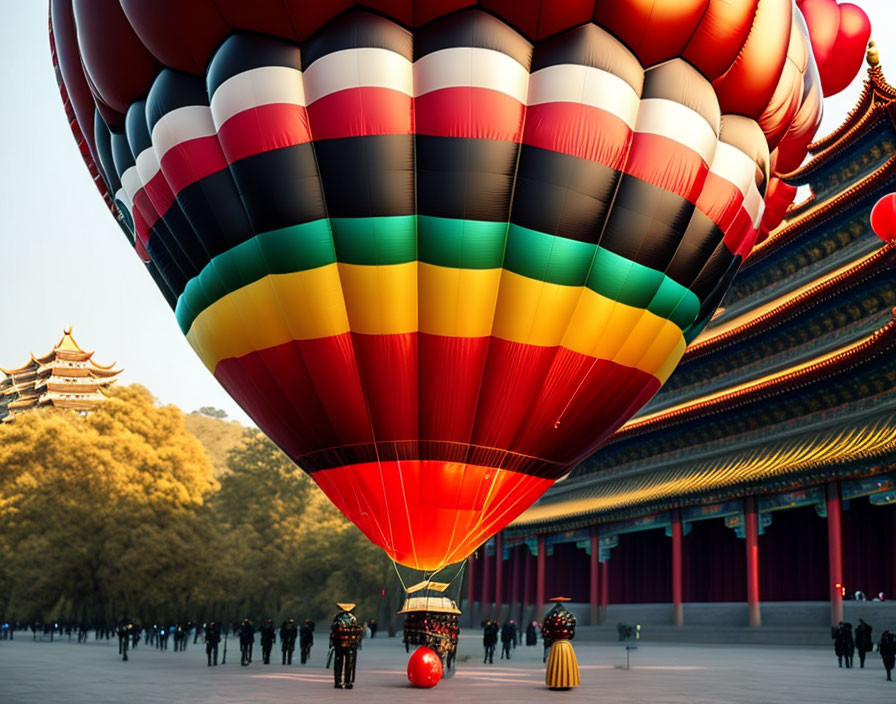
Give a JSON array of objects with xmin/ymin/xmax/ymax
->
[
  {"xmin": 169, "ymin": 169, "xmax": 255, "ymax": 258},
  {"xmin": 685, "ymin": 255, "xmax": 742, "ymax": 343},
  {"xmin": 146, "ymin": 261, "xmax": 178, "ymax": 310},
  {"xmin": 511, "ymin": 144, "xmax": 620, "ymax": 243},
  {"xmin": 664, "ymin": 209, "xmax": 729, "ymax": 290},
  {"xmin": 414, "ymin": 9, "xmax": 532, "ymax": 68},
  {"xmin": 125, "ymin": 101, "xmax": 152, "ymax": 155},
  {"xmin": 600, "ymin": 175, "xmax": 702, "ymax": 273},
  {"xmin": 689, "ymin": 241, "xmax": 740, "ymax": 303},
  {"xmin": 93, "ymin": 111, "xmax": 121, "ymax": 193},
  {"xmin": 146, "ymin": 236, "xmax": 190, "ymax": 297},
  {"xmin": 416, "ymin": 135, "xmax": 519, "ymax": 223},
  {"xmin": 207, "ymin": 33, "xmax": 302, "ymax": 97},
  {"xmin": 530, "ymin": 22, "xmax": 643, "ymax": 94},
  {"xmin": 146, "ymin": 69, "xmax": 209, "ymax": 133},
  {"xmin": 314, "ymin": 135, "xmax": 415, "ymax": 218},
  {"xmin": 109, "ymin": 132, "xmax": 134, "ymax": 176},
  {"xmin": 301, "ymin": 9, "xmax": 412, "ymax": 70},
  {"xmin": 228, "ymin": 142, "xmax": 328, "ymax": 234}
]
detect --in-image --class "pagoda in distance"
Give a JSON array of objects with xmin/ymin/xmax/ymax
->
[{"xmin": 0, "ymin": 328, "xmax": 122, "ymax": 423}]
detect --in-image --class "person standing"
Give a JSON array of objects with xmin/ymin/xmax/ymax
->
[
  {"xmin": 300, "ymin": 619, "xmax": 315, "ymax": 664},
  {"xmin": 205, "ymin": 620, "xmax": 221, "ymax": 666},
  {"xmin": 481, "ymin": 619, "xmax": 498, "ymax": 664},
  {"xmin": 117, "ymin": 620, "xmax": 133, "ymax": 662},
  {"xmin": 526, "ymin": 621, "xmax": 538, "ymax": 646},
  {"xmin": 543, "ymin": 597, "xmax": 580, "ymax": 690},
  {"xmin": 842, "ymin": 622, "xmax": 855, "ymax": 668},
  {"xmin": 330, "ymin": 603, "xmax": 363, "ymax": 689},
  {"xmin": 239, "ymin": 618, "xmax": 255, "ymax": 666},
  {"xmin": 280, "ymin": 618, "xmax": 298, "ymax": 664},
  {"xmin": 880, "ymin": 630, "xmax": 896, "ymax": 681},
  {"xmin": 500, "ymin": 621, "xmax": 514, "ymax": 660},
  {"xmin": 260, "ymin": 618, "xmax": 276, "ymax": 664},
  {"xmin": 832, "ymin": 622, "xmax": 846, "ymax": 668},
  {"xmin": 855, "ymin": 619, "xmax": 873, "ymax": 668}
]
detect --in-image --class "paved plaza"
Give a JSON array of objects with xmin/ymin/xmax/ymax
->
[{"xmin": 2, "ymin": 633, "xmax": 894, "ymax": 703}]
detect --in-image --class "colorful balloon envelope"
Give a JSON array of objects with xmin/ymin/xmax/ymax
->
[{"xmin": 51, "ymin": 0, "xmax": 824, "ymax": 570}]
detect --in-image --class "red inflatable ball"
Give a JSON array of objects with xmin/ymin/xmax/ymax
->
[
  {"xmin": 407, "ymin": 646, "xmax": 443, "ymax": 688},
  {"xmin": 798, "ymin": 0, "xmax": 871, "ymax": 97},
  {"xmin": 870, "ymin": 194, "xmax": 896, "ymax": 243}
]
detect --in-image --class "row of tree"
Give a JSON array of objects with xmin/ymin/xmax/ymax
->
[{"xmin": 0, "ymin": 385, "xmax": 404, "ymax": 628}]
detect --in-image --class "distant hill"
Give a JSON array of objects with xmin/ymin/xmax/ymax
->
[{"xmin": 183, "ymin": 412, "xmax": 245, "ymax": 478}]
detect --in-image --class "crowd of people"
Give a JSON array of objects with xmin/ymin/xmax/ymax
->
[{"xmin": 832, "ymin": 619, "xmax": 896, "ymax": 680}]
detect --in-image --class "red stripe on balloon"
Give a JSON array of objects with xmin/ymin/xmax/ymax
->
[
  {"xmin": 625, "ymin": 131, "xmax": 709, "ymax": 204},
  {"xmin": 522, "ymin": 101, "xmax": 632, "ymax": 171},
  {"xmin": 306, "ymin": 87, "xmax": 413, "ymax": 140},
  {"xmin": 217, "ymin": 103, "xmax": 313, "ymax": 163},
  {"xmin": 415, "ymin": 87, "xmax": 525, "ymax": 142},
  {"xmin": 158, "ymin": 135, "xmax": 229, "ymax": 195}
]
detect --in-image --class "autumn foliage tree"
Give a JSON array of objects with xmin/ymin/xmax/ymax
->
[{"xmin": 0, "ymin": 385, "xmax": 392, "ymax": 626}]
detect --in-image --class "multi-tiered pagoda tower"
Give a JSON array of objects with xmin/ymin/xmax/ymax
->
[
  {"xmin": 0, "ymin": 328, "xmax": 121, "ymax": 423},
  {"xmin": 466, "ymin": 50, "xmax": 896, "ymax": 634}
]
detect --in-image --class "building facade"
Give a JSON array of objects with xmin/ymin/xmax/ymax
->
[
  {"xmin": 0, "ymin": 328, "xmax": 121, "ymax": 422},
  {"xmin": 466, "ymin": 57, "xmax": 896, "ymax": 630}
]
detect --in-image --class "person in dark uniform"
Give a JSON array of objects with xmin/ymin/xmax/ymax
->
[
  {"xmin": 880, "ymin": 630, "xmax": 896, "ymax": 681},
  {"xmin": 480, "ymin": 619, "xmax": 498, "ymax": 664},
  {"xmin": 205, "ymin": 620, "xmax": 221, "ymax": 666},
  {"xmin": 500, "ymin": 620, "xmax": 515, "ymax": 660},
  {"xmin": 117, "ymin": 620, "xmax": 133, "ymax": 662},
  {"xmin": 367, "ymin": 618, "xmax": 378, "ymax": 638},
  {"xmin": 855, "ymin": 619, "xmax": 873, "ymax": 668},
  {"xmin": 280, "ymin": 618, "xmax": 298, "ymax": 664},
  {"xmin": 239, "ymin": 618, "xmax": 255, "ymax": 666},
  {"xmin": 260, "ymin": 618, "xmax": 275, "ymax": 664},
  {"xmin": 299, "ymin": 619, "xmax": 315, "ymax": 664},
  {"xmin": 330, "ymin": 603, "xmax": 363, "ymax": 689},
  {"xmin": 526, "ymin": 620, "xmax": 538, "ymax": 646}
]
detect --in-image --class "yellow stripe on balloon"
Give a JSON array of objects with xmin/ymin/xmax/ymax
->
[
  {"xmin": 337, "ymin": 262, "xmax": 418, "ymax": 335},
  {"xmin": 186, "ymin": 263, "xmax": 350, "ymax": 370},
  {"xmin": 418, "ymin": 263, "xmax": 502, "ymax": 337},
  {"xmin": 185, "ymin": 263, "xmax": 683, "ymax": 382}
]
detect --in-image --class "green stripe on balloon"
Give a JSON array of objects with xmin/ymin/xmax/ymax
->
[{"xmin": 174, "ymin": 216, "xmax": 700, "ymax": 334}]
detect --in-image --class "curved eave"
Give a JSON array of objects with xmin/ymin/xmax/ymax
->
[
  {"xmin": 616, "ymin": 310, "xmax": 896, "ymax": 439},
  {"xmin": 512, "ymin": 413, "xmax": 896, "ymax": 529},
  {"xmin": 685, "ymin": 242, "xmax": 895, "ymax": 362},
  {"xmin": 745, "ymin": 155, "xmax": 896, "ymax": 269},
  {"xmin": 811, "ymin": 65, "xmax": 896, "ymax": 154},
  {"xmin": 784, "ymin": 103, "xmax": 889, "ymax": 184}
]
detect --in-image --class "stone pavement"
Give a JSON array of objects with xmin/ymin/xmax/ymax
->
[{"xmin": 2, "ymin": 632, "xmax": 894, "ymax": 703}]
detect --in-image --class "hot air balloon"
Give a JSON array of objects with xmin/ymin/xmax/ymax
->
[{"xmin": 50, "ymin": 0, "xmax": 824, "ymax": 572}]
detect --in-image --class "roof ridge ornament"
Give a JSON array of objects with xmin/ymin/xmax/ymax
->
[{"xmin": 867, "ymin": 40, "xmax": 879, "ymax": 68}]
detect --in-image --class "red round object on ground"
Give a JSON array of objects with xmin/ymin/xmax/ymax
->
[
  {"xmin": 407, "ymin": 647, "xmax": 443, "ymax": 688},
  {"xmin": 870, "ymin": 194, "xmax": 896, "ymax": 243}
]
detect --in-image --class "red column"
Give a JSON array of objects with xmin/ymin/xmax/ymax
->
[
  {"xmin": 590, "ymin": 528, "xmax": 599, "ymax": 625},
  {"xmin": 826, "ymin": 482, "xmax": 844, "ymax": 627},
  {"xmin": 672, "ymin": 511, "xmax": 684, "ymax": 627},
  {"xmin": 510, "ymin": 546, "xmax": 521, "ymax": 621},
  {"xmin": 481, "ymin": 545, "xmax": 492, "ymax": 618},
  {"xmin": 600, "ymin": 555, "xmax": 609, "ymax": 621},
  {"xmin": 467, "ymin": 552, "xmax": 476, "ymax": 627},
  {"xmin": 494, "ymin": 532, "xmax": 504, "ymax": 619},
  {"xmin": 536, "ymin": 534, "xmax": 546, "ymax": 617},
  {"xmin": 745, "ymin": 497, "xmax": 761, "ymax": 627},
  {"xmin": 523, "ymin": 545, "xmax": 533, "ymax": 621}
]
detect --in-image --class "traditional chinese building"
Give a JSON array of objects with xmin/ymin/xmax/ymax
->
[
  {"xmin": 0, "ymin": 328, "xmax": 122, "ymax": 422},
  {"xmin": 466, "ymin": 52, "xmax": 896, "ymax": 633}
]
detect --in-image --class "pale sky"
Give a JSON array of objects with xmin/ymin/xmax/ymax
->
[{"xmin": 0, "ymin": 2, "xmax": 894, "ymax": 426}]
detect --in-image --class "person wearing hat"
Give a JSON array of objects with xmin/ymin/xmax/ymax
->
[
  {"xmin": 280, "ymin": 618, "xmax": 298, "ymax": 665},
  {"xmin": 543, "ymin": 597, "xmax": 580, "ymax": 690},
  {"xmin": 330, "ymin": 603, "xmax": 363, "ymax": 689},
  {"xmin": 259, "ymin": 618, "xmax": 276, "ymax": 664}
]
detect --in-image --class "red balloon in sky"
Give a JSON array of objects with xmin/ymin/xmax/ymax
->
[
  {"xmin": 407, "ymin": 647, "xmax": 443, "ymax": 688},
  {"xmin": 798, "ymin": 0, "xmax": 871, "ymax": 97},
  {"xmin": 870, "ymin": 194, "xmax": 896, "ymax": 243}
]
